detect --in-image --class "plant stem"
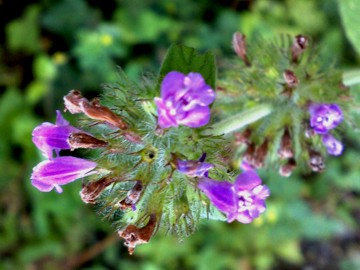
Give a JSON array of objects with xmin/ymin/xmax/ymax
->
[
  {"xmin": 204, "ymin": 104, "xmax": 273, "ymax": 136},
  {"xmin": 343, "ymin": 69, "xmax": 360, "ymax": 86}
]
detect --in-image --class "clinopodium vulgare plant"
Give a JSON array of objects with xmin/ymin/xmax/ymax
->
[{"xmin": 31, "ymin": 34, "xmax": 355, "ymax": 254}]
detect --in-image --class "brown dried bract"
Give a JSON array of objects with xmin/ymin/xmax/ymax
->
[
  {"xmin": 80, "ymin": 177, "xmax": 115, "ymax": 204},
  {"xmin": 118, "ymin": 214, "xmax": 157, "ymax": 255},
  {"xmin": 80, "ymin": 98, "xmax": 128, "ymax": 130},
  {"xmin": 64, "ymin": 90, "xmax": 87, "ymax": 114},
  {"xmin": 232, "ymin": 32, "xmax": 251, "ymax": 66},
  {"xmin": 68, "ymin": 133, "xmax": 108, "ymax": 150}
]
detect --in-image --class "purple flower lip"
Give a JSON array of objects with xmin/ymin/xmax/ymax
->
[
  {"xmin": 155, "ymin": 71, "xmax": 215, "ymax": 128},
  {"xmin": 309, "ymin": 103, "xmax": 343, "ymax": 134},
  {"xmin": 176, "ymin": 153, "xmax": 214, "ymax": 177},
  {"xmin": 32, "ymin": 110, "xmax": 82, "ymax": 159},
  {"xmin": 322, "ymin": 134, "xmax": 343, "ymax": 156},
  {"xmin": 198, "ymin": 165, "xmax": 270, "ymax": 223},
  {"xmin": 31, "ymin": 156, "xmax": 97, "ymax": 193}
]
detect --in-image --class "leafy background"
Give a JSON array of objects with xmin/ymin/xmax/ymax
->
[{"xmin": 1, "ymin": 0, "xmax": 360, "ymax": 269}]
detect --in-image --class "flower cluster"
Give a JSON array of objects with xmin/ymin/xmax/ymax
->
[
  {"xmin": 309, "ymin": 103, "xmax": 344, "ymax": 156},
  {"xmin": 30, "ymin": 34, "xmax": 352, "ymax": 254}
]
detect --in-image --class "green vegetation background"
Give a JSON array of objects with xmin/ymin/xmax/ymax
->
[{"xmin": 1, "ymin": 0, "xmax": 360, "ymax": 269}]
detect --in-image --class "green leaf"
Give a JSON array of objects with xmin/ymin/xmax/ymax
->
[
  {"xmin": 5, "ymin": 5, "xmax": 40, "ymax": 53},
  {"xmin": 159, "ymin": 44, "xmax": 216, "ymax": 90},
  {"xmin": 338, "ymin": 0, "xmax": 360, "ymax": 55}
]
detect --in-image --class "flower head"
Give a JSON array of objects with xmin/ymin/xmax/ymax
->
[
  {"xmin": 154, "ymin": 71, "xmax": 215, "ymax": 128},
  {"xmin": 322, "ymin": 134, "xmax": 343, "ymax": 156},
  {"xmin": 32, "ymin": 110, "xmax": 82, "ymax": 158},
  {"xmin": 309, "ymin": 104, "xmax": 343, "ymax": 134},
  {"xmin": 198, "ymin": 164, "xmax": 270, "ymax": 223},
  {"xmin": 31, "ymin": 156, "xmax": 97, "ymax": 193},
  {"xmin": 176, "ymin": 153, "xmax": 213, "ymax": 177}
]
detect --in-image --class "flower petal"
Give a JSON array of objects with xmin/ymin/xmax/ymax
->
[
  {"xmin": 31, "ymin": 157, "xmax": 97, "ymax": 191},
  {"xmin": 234, "ymin": 170, "xmax": 262, "ymax": 190},
  {"xmin": 161, "ymin": 71, "xmax": 186, "ymax": 100},
  {"xmin": 154, "ymin": 97, "xmax": 178, "ymax": 128},
  {"xmin": 322, "ymin": 134, "xmax": 344, "ymax": 156},
  {"xmin": 198, "ymin": 178, "xmax": 236, "ymax": 214},
  {"xmin": 56, "ymin": 110, "xmax": 69, "ymax": 126},
  {"xmin": 31, "ymin": 179, "xmax": 56, "ymax": 192},
  {"xmin": 177, "ymin": 106, "xmax": 211, "ymax": 128}
]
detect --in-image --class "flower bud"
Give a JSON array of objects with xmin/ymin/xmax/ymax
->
[
  {"xmin": 64, "ymin": 90, "xmax": 87, "ymax": 114},
  {"xmin": 283, "ymin": 70, "xmax": 299, "ymax": 89},
  {"xmin": 119, "ymin": 181, "xmax": 143, "ymax": 210},
  {"xmin": 80, "ymin": 98, "xmax": 128, "ymax": 130},
  {"xmin": 291, "ymin": 35, "xmax": 308, "ymax": 63},
  {"xmin": 252, "ymin": 140, "xmax": 269, "ymax": 169},
  {"xmin": 308, "ymin": 151, "xmax": 325, "ymax": 172},
  {"xmin": 80, "ymin": 177, "xmax": 115, "ymax": 204},
  {"xmin": 118, "ymin": 214, "xmax": 157, "ymax": 255},
  {"xmin": 279, "ymin": 158, "xmax": 297, "ymax": 177},
  {"xmin": 278, "ymin": 128, "xmax": 293, "ymax": 159},
  {"xmin": 232, "ymin": 32, "xmax": 251, "ymax": 66},
  {"xmin": 67, "ymin": 133, "xmax": 108, "ymax": 150}
]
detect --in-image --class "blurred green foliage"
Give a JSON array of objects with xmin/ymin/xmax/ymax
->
[{"xmin": 1, "ymin": 0, "xmax": 360, "ymax": 269}]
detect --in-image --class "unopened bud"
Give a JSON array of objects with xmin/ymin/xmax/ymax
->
[
  {"xmin": 308, "ymin": 151, "xmax": 325, "ymax": 172},
  {"xmin": 279, "ymin": 158, "xmax": 297, "ymax": 177},
  {"xmin": 252, "ymin": 140, "xmax": 269, "ymax": 169},
  {"xmin": 119, "ymin": 181, "xmax": 143, "ymax": 210},
  {"xmin": 80, "ymin": 177, "xmax": 115, "ymax": 204},
  {"xmin": 64, "ymin": 90, "xmax": 86, "ymax": 114},
  {"xmin": 232, "ymin": 32, "xmax": 251, "ymax": 66},
  {"xmin": 68, "ymin": 133, "xmax": 108, "ymax": 150},
  {"xmin": 118, "ymin": 214, "xmax": 157, "ymax": 255},
  {"xmin": 291, "ymin": 35, "xmax": 308, "ymax": 63},
  {"xmin": 278, "ymin": 128, "xmax": 293, "ymax": 159},
  {"xmin": 234, "ymin": 129, "xmax": 252, "ymax": 146},
  {"xmin": 80, "ymin": 98, "xmax": 128, "ymax": 130},
  {"xmin": 243, "ymin": 143, "xmax": 256, "ymax": 165},
  {"xmin": 283, "ymin": 70, "xmax": 299, "ymax": 88}
]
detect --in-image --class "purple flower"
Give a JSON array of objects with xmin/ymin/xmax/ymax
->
[
  {"xmin": 31, "ymin": 156, "xmax": 97, "ymax": 193},
  {"xmin": 154, "ymin": 71, "xmax": 215, "ymax": 128},
  {"xmin": 198, "ymin": 165, "xmax": 270, "ymax": 223},
  {"xmin": 322, "ymin": 134, "xmax": 343, "ymax": 156},
  {"xmin": 176, "ymin": 153, "xmax": 213, "ymax": 177},
  {"xmin": 32, "ymin": 110, "xmax": 82, "ymax": 158},
  {"xmin": 309, "ymin": 104, "xmax": 343, "ymax": 134}
]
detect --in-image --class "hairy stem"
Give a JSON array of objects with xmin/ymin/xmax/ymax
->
[
  {"xmin": 343, "ymin": 69, "xmax": 360, "ymax": 86},
  {"xmin": 204, "ymin": 104, "xmax": 273, "ymax": 135}
]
